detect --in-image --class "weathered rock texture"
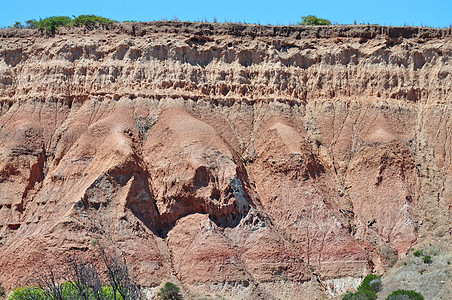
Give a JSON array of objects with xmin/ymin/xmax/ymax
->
[{"xmin": 0, "ymin": 22, "xmax": 451, "ymax": 299}]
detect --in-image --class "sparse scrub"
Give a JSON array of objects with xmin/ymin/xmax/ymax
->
[
  {"xmin": 413, "ymin": 250, "xmax": 423, "ymax": 257},
  {"xmin": 422, "ymin": 255, "xmax": 432, "ymax": 264},
  {"xmin": 157, "ymin": 282, "xmax": 182, "ymax": 300},
  {"xmin": 8, "ymin": 246, "xmax": 140, "ymax": 300},
  {"xmin": 71, "ymin": 15, "xmax": 116, "ymax": 28},
  {"xmin": 386, "ymin": 289, "xmax": 424, "ymax": 300},
  {"xmin": 91, "ymin": 238, "xmax": 99, "ymax": 247},
  {"xmin": 8, "ymin": 287, "xmax": 46, "ymax": 300},
  {"xmin": 9, "ymin": 19, "xmax": 38, "ymax": 29},
  {"xmin": 8, "ymin": 284, "xmax": 125, "ymax": 300},
  {"xmin": 99, "ymin": 246, "xmax": 140, "ymax": 299},
  {"xmin": 298, "ymin": 15, "xmax": 331, "ymax": 26},
  {"xmin": 12, "ymin": 22, "xmax": 24, "ymax": 29},
  {"xmin": 25, "ymin": 19, "xmax": 38, "ymax": 29}
]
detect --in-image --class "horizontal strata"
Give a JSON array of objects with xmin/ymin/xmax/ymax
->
[
  {"xmin": 0, "ymin": 22, "xmax": 451, "ymax": 108},
  {"xmin": 1, "ymin": 22, "xmax": 452, "ymax": 39}
]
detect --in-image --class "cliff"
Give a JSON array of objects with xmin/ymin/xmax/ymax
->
[{"xmin": 0, "ymin": 22, "xmax": 451, "ymax": 299}]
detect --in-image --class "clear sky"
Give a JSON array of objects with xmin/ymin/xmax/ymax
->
[{"xmin": 1, "ymin": 0, "xmax": 451, "ymax": 28}]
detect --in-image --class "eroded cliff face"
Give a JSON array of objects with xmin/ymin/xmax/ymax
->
[{"xmin": 0, "ymin": 22, "xmax": 451, "ymax": 299}]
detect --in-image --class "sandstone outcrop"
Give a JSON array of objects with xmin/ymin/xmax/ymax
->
[{"xmin": 0, "ymin": 22, "xmax": 451, "ymax": 299}]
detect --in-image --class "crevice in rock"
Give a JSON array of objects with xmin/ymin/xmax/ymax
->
[{"xmin": 18, "ymin": 146, "xmax": 47, "ymax": 213}]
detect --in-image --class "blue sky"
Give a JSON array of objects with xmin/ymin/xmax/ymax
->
[{"xmin": 1, "ymin": 0, "xmax": 451, "ymax": 28}]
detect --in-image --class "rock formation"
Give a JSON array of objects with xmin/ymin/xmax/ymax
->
[{"xmin": 0, "ymin": 22, "xmax": 451, "ymax": 299}]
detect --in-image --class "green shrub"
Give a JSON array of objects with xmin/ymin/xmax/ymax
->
[
  {"xmin": 32, "ymin": 15, "xmax": 116, "ymax": 35},
  {"xmin": 298, "ymin": 15, "xmax": 331, "ymax": 26},
  {"xmin": 342, "ymin": 274, "xmax": 381, "ymax": 300},
  {"xmin": 413, "ymin": 250, "xmax": 423, "ymax": 257},
  {"xmin": 157, "ymin": 282, "xmax": 182, "ymax": 300},
  {"xmin": 358, "ymin": 274, "xmax": 381, "ymax": 293},
  {"xmin": 60, "ymin": 282, "xmax": 122, "ymax": 299},
  {"xmin": 25, "ymin": 19, "xmax": 38, "ymax": 29},
  {"xmin": 38, "ymin": 16, "xmax": 72, "ymax": 35},
  {"xmin": 71, "ymin": 15, "xmax": 116, "ymax": 28},
  {"xmin": 8, "ymin": 283, "xmax": 126, "ymax": 300},
  {"xmin": 422, "ymin": 255, "xmax": 432, "ymax": 264},
  {"xmin": 342, "ymin": 289, "xmax": 377, "ymax": 300},
  {"xmin": 386, "ymin": 289, "xmax": 424, "ymax": 300},
  {"xmin": 8, "ymin": 286, "xmax": 46, "ymax": 300},
  {"xmin": 12, "ymin": 22, "xmax": 24, "ymax": 29},
  {"xmin": 101, "ymin": 286, "xmax": 125, "ymax": 300},
  {"xmin": 60, "ymin": 282, "xmax": 78, "ymax": 299},
  {"xmin": 61, "ymin": 282, "xmax": 127, "ymax": 300},
  {"xmin": 342, "ymin": 291, "xmax": 355, "ymax": 300}
]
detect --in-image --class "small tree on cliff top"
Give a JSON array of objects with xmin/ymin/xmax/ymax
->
[{"xmin": 298, "ymin": 15, "xmax": 331, "ymax": 25}]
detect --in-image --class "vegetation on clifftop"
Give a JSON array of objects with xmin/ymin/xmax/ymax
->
[
  {"xmin": 10, "ymin": 15, "xmax": 117, "ymax": 35},
  {"xmin": 8, "ymin": 14, "xmax": 336, "ymax": 35},
  {"xmin": 298, "ymin": 15, "xmax": 331, "ymax": 25}
]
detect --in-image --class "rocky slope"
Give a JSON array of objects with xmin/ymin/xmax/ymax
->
[{"xmin": 0, "ymin": 22, "xmax": 451, "ymax": 299}]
